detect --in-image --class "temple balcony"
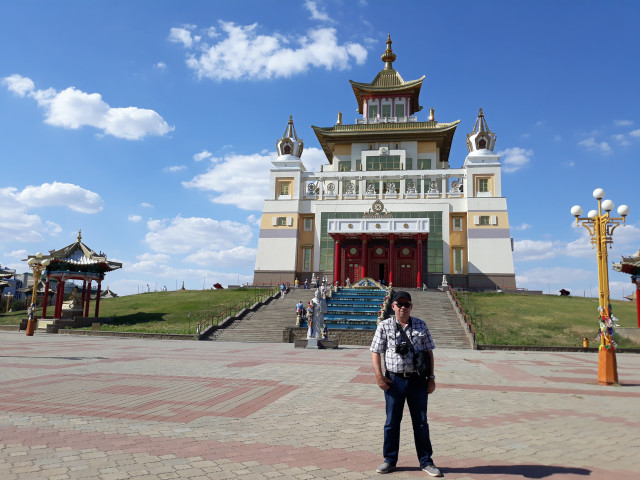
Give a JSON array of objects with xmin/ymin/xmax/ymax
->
[
  {"xmin": 355, "ymin": 115, "xmax": 418, "ymax": 124},
  {"xmin": 303, "ymin": 170, "xmax": 469, "ymax": 201}
]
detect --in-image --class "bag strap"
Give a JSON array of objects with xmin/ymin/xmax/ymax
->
[{"xmin": 396, "ymin": 318, "xmax": 416, "ymax": 353}]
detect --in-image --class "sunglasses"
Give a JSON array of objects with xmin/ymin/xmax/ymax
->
[{"xmin": 395, "ymin": 302, "xmax": 412, "ymax": 308}]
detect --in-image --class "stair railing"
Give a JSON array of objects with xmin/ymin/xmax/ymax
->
[
  {"xmin": 448, "ymin": 286, "xmax": 477, "ymax": 347},
  {"xmin": 196, "ymin": 285, "xmax": 279, "ymax": 335}
]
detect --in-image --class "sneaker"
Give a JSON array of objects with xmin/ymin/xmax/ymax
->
[
  {"xmin": 376, "ymin": 462, "xmax": 396, "ymax": 474},
  {"xmin": 422, "ymin": 463, "xmax": 442, "ymax": 477}
]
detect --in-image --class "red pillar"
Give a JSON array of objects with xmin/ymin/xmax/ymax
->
[
  {"xmin": 42, "ymin": 279, "xmax": 50, "ymax": 318},
  {"xmin": 636, "ymin": 280, "xmax": 640, "ymax": 329},
  {"xmin": 333, "ymin": 237, "xmax": 341, "ymax": 285},
  {"xmin": 416, "ymin": 234, "xmax": 423, "ymax": 288},
  {"xmin": 360, "ymin": 234, "xmax": 368, "ymax": 279},
  {"xmin": 95, "ymin": 280, "xmax": 102, "ymax": 318},
  {"xmin": 84, "ymin": 280, "xmax": 92, "ymax": 318},
  {"xmin": 54, "ymin": 278, "xmax": 65, "ymax": 318},
  {"xmin": 388, "ymin": 234, "xmax": 395, "ymax": 286}
]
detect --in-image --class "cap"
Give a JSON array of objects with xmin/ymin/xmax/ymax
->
[{"xmin": 391, "ymin": 290, "xmax": 412, "ymax": 303}]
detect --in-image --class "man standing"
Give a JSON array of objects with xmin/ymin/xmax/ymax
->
[{"xmin": 370, "ymin": 291, "xmax": 441, "ymax": 477}]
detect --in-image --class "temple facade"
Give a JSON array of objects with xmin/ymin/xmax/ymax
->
[{"xmin": 253, "ymin": 36, "xmax": 516, "ymax": 290}]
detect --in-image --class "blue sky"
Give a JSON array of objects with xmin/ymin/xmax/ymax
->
[{"xmin": 1, "ymin": 0, "xmax": 639, "ymax": 301}]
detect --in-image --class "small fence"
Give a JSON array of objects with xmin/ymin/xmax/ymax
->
[
  {"xmin": 196, "ymin": 285, "xmax": 279, "ymax": 335},
  {"xmin": 448, "ymin": 285, "xmax": 477, "ymax": 347}
]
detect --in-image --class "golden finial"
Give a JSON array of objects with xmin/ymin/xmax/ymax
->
[
  {"xmin": 381, "ymin": 34, "xmax": 396, "ymax": 69},
  {"xmin": 428, "ymin": 107, "xmax": 435, "ymax": 122},
  {"xmin": 336, "ymin": 111, "xmax": 342, "ymax": 125},
  {"xmin": 77, "ymin": 229, "xmax": 82, "ymax": 242}
]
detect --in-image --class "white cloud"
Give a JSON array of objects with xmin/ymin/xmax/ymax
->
[
  {"xmin": 140, "ymin": 202, "xmax": 153, "ymax": 208},
  {"xmin": 193, "ymin": 150, "xmax": 213, "ymax": 162},
  {"xmin": 183, "ymin": 146, "xmax": 326, "ymax": 210},
  {"xmin": 513, "ymin": 239, "xmax": 563, "ymax": 262},
  {"xmin": 3, "ymin": 74, "xmax": 35, "ymax": 96},
  {"xmin": 168, "ymin": 27, "xmax": 195, "ymax": 48},
  {"xmin": 512, "ymin": 223, "xmax": 531, "ymax": 231},
  {"xmin": 145, "ymin": 216, "xmax": 253, "ymax": 254},
  {"xmin": 180, "ymin": 22, "xmax": 367, "ymax": 81},
  {"xmin": 498, "ymin": 147, "xmax": 532, "ymax": 173},
  {"xmin": 183, "ymin": 152, "xmax": 273, "ymax": 210},
  {"xmin": 614, "ymin": 119, "xmax": 633, "ymax": 127},
  {"xmin": 164, "ymin": 165, "xmax": 186, "ymax": 173},
  {"xmin": 305, "ymin": 0, "xmax": 331, "ymax": 21},
  {"xmin": 246, "ymin": 214, "xmax": 261, "ymax": 227},
  {"xmin": 3, "ymin": 74, "xmax": 173, "ymax": 140},
  {"xmin": 612, "ymin": 134, "xmax": 630, "ymax": 146},
  {"xmin": 128, "ymin": 214, "xmax": 142, "ymax": 222},
  {"xmin": 578, "ymin": 137, "xmax": 611, "ymax": 154},
  {"xmin": 155, "ymin": 61, "xmax": 167, "ymax": 71},
  {"xmin": 45, "ymin": 221, "xmax": 62, "ymax": 236},
  {"xmin": 630, "ymin": 129, "xmax": 640, "ymax": 138},
  {"xmin": 16, "ymin": 182, "xmax": 103, "ymax": 213},
  {"xmin": 183, "ymin": 245, "xmax": 257, "ymax": 268}
]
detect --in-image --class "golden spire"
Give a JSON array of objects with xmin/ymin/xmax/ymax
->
[
  {"xmin": 77, "ymin": 229, "xmax": 82, "ymax": 242},
  {"xmin": 381, "ymin": 34, "xmax": 396, "ymax": 69}
]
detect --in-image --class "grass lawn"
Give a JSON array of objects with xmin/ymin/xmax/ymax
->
[
  {"xmin": 0, "ymin": 288, "xmax": 273, "ymax": 335},
  {"xmin": 454, "ymin": 292, "xmax": 640, "ymax": 348}
]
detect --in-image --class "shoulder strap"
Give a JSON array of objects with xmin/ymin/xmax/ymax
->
[{"xmin": 396, "ymin": 319, "xmax": 416, "ymax": 353}]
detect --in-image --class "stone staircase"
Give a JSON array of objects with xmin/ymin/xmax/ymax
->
[
  {"xmin": 407, "ymin": 289, "xmax": 472, "ymax": 349},
  {"xmin": 209, "ymin": 288, "xmax": 309, "ymax": 343},
  {"xmin": 209, "ymin": 286, "xmax": 472, "ymax": 348}
]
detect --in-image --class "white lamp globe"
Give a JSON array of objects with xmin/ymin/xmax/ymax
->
[
  {"xmin": 601, "ymin": 199, "xmax": 614, "ymax": 212},
  {"xmin": 618, "ymin": 204, "xmax": 630, "ymax": 217},
  {"xmin": 41, "ymin": 258, "xmax": 51, "ymax": 267},
  {"xmin": 35, "ymin": 252, "xmax": 43, "ymax": 259},
  {"xmin": 570, "ymin": 205, "xmax": 583, "ymax": 217},
  {"xmin": 27, "ymin": 258, "xmax": 36, "ymax": 266},
  {"xmin": 593, "ymin": 188, "xmax": 605, "ymax": 199},
  {"xmin": 588, "ymin": 210, "xmax": 598, "ymax": 219}
]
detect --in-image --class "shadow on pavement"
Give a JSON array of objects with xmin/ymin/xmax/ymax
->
[{"xmin": 441, "ymin": 464, "xmax": 591, "ymax": 478}]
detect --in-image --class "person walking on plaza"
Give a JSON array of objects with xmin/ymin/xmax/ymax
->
[{"xmin": 370, "ymin": 291, "xmax": 441, "ymax": 477}]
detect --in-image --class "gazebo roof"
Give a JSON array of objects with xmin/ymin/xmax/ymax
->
[
  {"xmin": 27, "ymin": 230, "xmax": 122, "ymax": 277},
  {"xmin": 612, "ymin": 249, "xmax": 640, "ymax": 276}
]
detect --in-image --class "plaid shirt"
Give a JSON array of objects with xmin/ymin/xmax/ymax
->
[{"xmin": 370, "ymin": 316, "xmax": 435, "ymax": 373}]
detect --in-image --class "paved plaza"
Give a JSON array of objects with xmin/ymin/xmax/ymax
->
[{"xmin": 0, "ymin": 332, "xmax": 639, "ymax": 479}]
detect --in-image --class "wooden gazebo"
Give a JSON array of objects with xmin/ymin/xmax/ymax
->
[
  {"xmin": 27, "ymin": 231, "xmax": 122, "ymax": 319},
  {"xmin": 613, "ymin": 249, "xmax": 640, "ymax": 328}
]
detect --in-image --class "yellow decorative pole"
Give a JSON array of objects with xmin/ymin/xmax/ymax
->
[
  {"xmin": 25, "ymin": 252, "xmax": 50, "ymax": 336},
  {"xmin": 571, "ymin": 188, "xmax": 630, "ymax": 385}
]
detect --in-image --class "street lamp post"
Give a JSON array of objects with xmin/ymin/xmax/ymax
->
[
  {"xmin": 5, "ymin": 293, "xmax": 12, "ymax": 313},
  {"xmin": 571, "ymin": 188, "xmax": 630, "ymax": 385},
  {"xmin": 25, "ymin": 252, "xmax": 50, "ymax": 336}
]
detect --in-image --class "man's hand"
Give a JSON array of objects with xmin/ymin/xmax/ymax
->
[
  {"xmin": 376, "ymin": 374, "xmax": 392, "ymax": 391},
  {"xmin": 427, "ymin": 378, "xmax": 436, "ymax": 394}
]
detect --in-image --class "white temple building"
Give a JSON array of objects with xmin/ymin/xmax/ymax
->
[{"xmin": 254, "ymin": 36, "xmax": 516, "ymax": 290}]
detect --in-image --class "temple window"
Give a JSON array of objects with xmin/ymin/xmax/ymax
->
[
  {"xmin": 417, "ymin": 158, "xmax": 432, "ymax": 170},
  {"xmin": 395, "ymin": 104, "xmax": 405, "ymax": 117},
  {"xmin": 453, "ymin": 248, "xmax": 464, "ymax": 274},
  {"xmin": 303, "ymin": 217, "xmax": 313, "ymax": 231},
  {"xmin": 366, "ymin": 155, "xmax": 400, "ymax": 171},
  {"xmin": 302, "ymin": 247, "xmax": 312, "ymax": 271},
  {"xmin": 338, "ymin": 161, "xmax": 351, "ymax": 172},
  {"xmin": 368, "ymin": 105, "xmax": 378, "ymax": 118},
  {"xmin": 382, "ymin": 105, "xmax": 391, "ymax": 118}
]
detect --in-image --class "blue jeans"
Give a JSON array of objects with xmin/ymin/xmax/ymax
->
[{"xmin": 383, "ymin": 372, "xmax": 433, "ymax": 467}]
